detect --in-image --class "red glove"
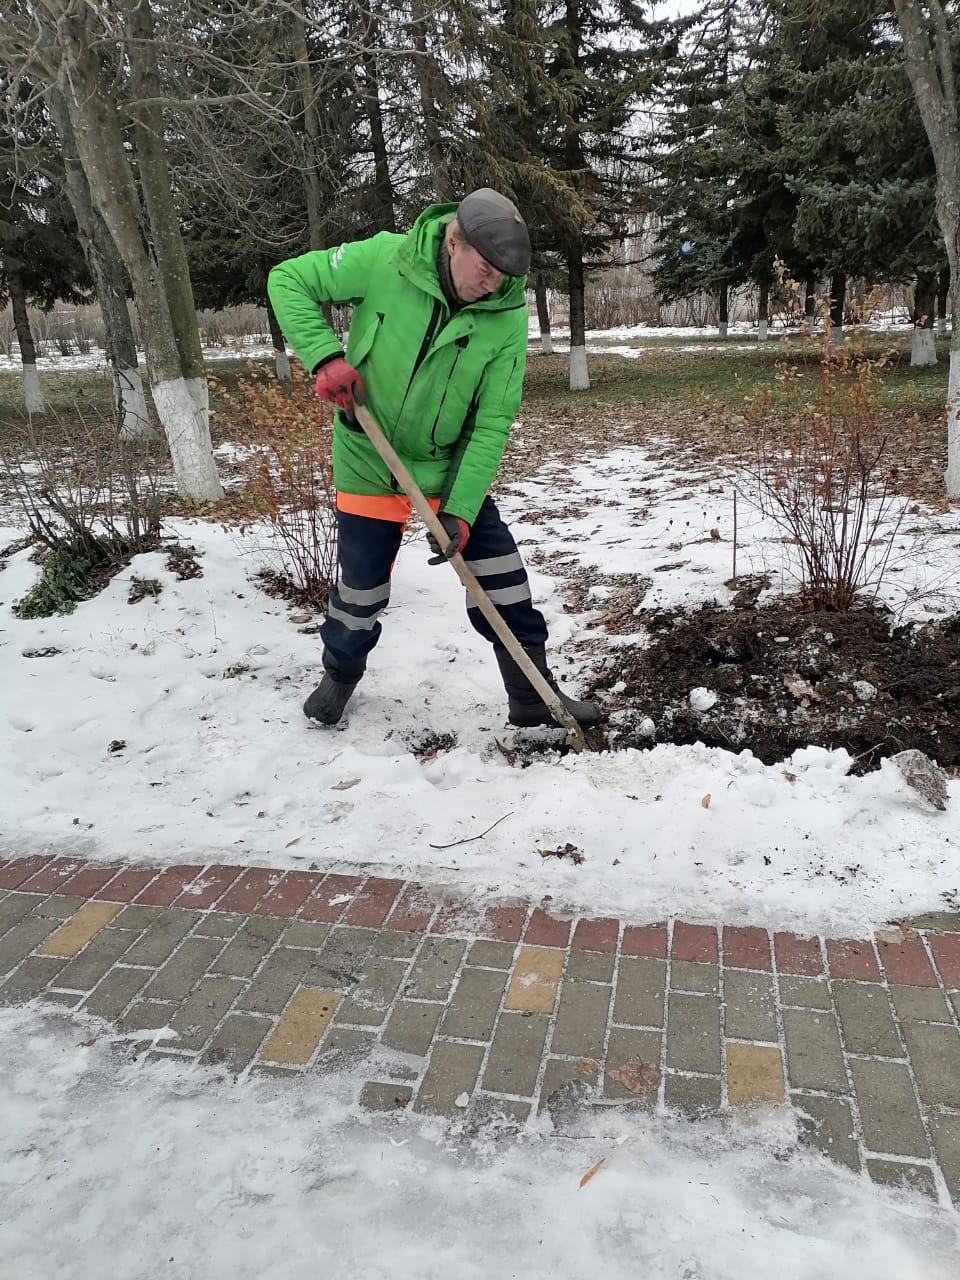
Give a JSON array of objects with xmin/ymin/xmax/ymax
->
[
  {"xmin": 314, "ymin": 356, "xmax": 365, "ymax": 411},
  {"xmin": 427, "ymin": 512, "xmax": 471, "ymax": 564}
]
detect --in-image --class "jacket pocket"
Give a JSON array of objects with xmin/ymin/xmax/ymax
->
[
  {"xmin": 499, "ymin": 356, "xmax": 520, "ymax": 410},
  {"xmin": 345, "ymin": 310, "xmax": 384, "ymax": 370}
]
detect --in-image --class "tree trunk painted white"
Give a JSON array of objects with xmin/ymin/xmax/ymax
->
[
  {"xmin": 540, "ymin": 333, "xmax": 554, "ymax": 354},
  {"xmin": 567, "ymin": 253, "xmax": 590, "ymax": 390},
  {"xmin": 185, "ymin": 375, "xmax": 208, "ymax": 415},
  {"xmin": 152, "ymin": 376, "xmax": 222, "ymax": 497},
  {"xmin": 947, "ymin": 348, "xmax": 960, "ymax": 497},
  {"xmin": 22, "ymin": 365, "xmax": 44, "ymax": 415},
  {"xmin": 569, "ymin": 345, "xmax": 589, "ymax": 390},
  {"xmin": 831, "ymin": 324, "xmax": 844, "ymax": 349},
  {"xmin": 718, "ymin": 321, "xmax": 728, "ymax": 339},
  {"xmin": 939, "ymin": 316, "xmax": 948, "ymax": 337},
  {"xmin": 116, "ymin": 366, "xmax": 152, "ymax": 440},
  {"xmin": 275, "ymin": 349, "xmax": 291, "ymax": 382},
  {"xmin": 758, "ymin": 318, "xmax": 769, "ymax": 341},
  {"xmin": 9, "ymin": 266, "xmax": 43, "ymax": 413},
  {"xmin": 911, "ymin": 327, "xmax": 938, "ymax": 366},
  {"xmin": 45, "ymin": 4, "xmax": 223, "ymax": 500}
]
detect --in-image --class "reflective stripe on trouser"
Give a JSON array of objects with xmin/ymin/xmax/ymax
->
[
  {"xmin": 320, "ymin": 508, "xmax": 405, "ymax": 679},
  {"xmin": 320, "ymin": 495, "xmax": 548, "ymax": 678},
  {"xmin": 462, "ymin": 496, "xmax": 547, "ymax": 648}
]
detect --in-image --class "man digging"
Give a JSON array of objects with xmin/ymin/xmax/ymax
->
[{"xmin": 268, "ymin": 188, "xmax": 600, "ymax": 732}]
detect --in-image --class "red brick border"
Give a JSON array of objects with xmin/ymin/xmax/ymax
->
[{"xmin": 1, "ymin": 857, "xmax": 956, "ymax": 980}]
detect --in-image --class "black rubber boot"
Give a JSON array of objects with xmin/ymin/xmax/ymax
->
[
  {"xmin": 494, "ymin": 644, "xmax": 601, "ymax": 729},
  {"xmin": 303, "ymin": 672, "xmax": 362, "ymax": 725}
]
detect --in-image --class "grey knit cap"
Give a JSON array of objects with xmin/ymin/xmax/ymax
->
[{"xmin": 456, "ymin": 188, "xmax": 531, "ymax": 276}]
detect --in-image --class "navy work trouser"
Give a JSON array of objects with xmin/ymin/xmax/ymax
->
[{"xmin": 320, "ymin": 496, "xmax": 548, "ymax": 680}]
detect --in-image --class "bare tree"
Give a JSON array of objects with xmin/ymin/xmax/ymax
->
[
  {"xmin": 893, "ymin": 0, "xmax": 960, "ymax": 495},
  {"xmin": 2, "ymin": 0, "xmax": 223, "ymax": 498},
  {"xmin": 46, "ymin": 84, "xmax": 152, "ymax": 439}
]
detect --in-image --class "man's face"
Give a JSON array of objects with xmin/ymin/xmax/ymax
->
[{"xmin": 447, "ymin": 229, "xmax": 505, "ymax": 302}]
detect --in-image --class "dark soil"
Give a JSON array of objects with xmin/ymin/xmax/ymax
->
[{"xmin": 586, "ymin": 600, "xmax": 960, "ymax": 773}]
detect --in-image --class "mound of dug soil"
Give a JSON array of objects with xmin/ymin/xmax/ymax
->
[{"xmin": 588, "ymin": 602, "xmax": 960, "ymax": 772}]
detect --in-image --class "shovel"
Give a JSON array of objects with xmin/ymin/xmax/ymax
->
[{"xmin": 351, "ymin": 400, "xmax": 587, "ymax": 752}]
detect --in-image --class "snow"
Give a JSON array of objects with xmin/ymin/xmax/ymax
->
[
  {"xmin": 2, "ymin": 1002, "xmax": 957, "ymax": 1279},
  {"xmin": 3, "ymin": 330, "xmax": 959, "ymax": 1269},
  {"xmin": 0, "ymin": 310, "xmax": 917, "ymax": 375},
  {"xmin": 1, "ymin": 442, "xmax": 957, "ymax": 936}
]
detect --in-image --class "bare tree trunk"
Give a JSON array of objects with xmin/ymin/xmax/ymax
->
[
  {"xmin": 757, "ymin": 280, "xmax": 769, "ymax": 341},
  {"xmin": 911, "ymin": 268, "xmax": 938, "ymax": 366},
  {"xmin": 291, "ymin": 1, "xmax": 324, "ymax": 249},
  {"xmin": 829, "ymin": 270, "xmax": 846, "ymax": 350},
  {"xmin": 412, "ymin": 3, "xmax": 454, "ymax": 200},
  {"xmin": 718, "ymin": 283, "xmax": 728, "ymax": 339},
  {"xmin": 938, "ymin": 262, "xmax": 950, "ymax": 336},
  {"xmin": 127, "ymin": 0, "xmax": 204, "ymax": 384},
  {"xmin": 805, "ymin": 277, "xmax": 817, "ymax": 322},
  {"xmin": 9, "ymin": 267, "xmax": 44, "ymax": 415},
  {"xmin": 359, "ymin": 5, "xmax": 396, "ymax": 233},
  {"xmin": 894, "ymin": 0, "xmax": 960, "ymax": 494},
  {"xmin": 45, "ymin": 4, "xmax": 223, "ymax": 499},
  {"xmin": 568, "ymin": 251, "xmax": 589, "ymax": 391},
  {"xmin": 46, "ymin": 83, "xmax": 151, "ymax": 440},
  {"xmin": 267, "ymin": 296, "xmax": 291, "ymax": 383},
  {"xmin": 534, "ymin": 274, "xmax": 553, "ymax": 354}
]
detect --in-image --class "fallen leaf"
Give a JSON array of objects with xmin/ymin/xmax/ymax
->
[
  {"xmin": 331, "ymin": 778, "xmax": 360, "ymax": 791},
  {"xmin": 285, "ymin": 836, "xmax": 302, "ymax": 848},
  {"xmin": 610, "ymin": 1057, "xmax": 661, "ymax": 1096},
  {"xmin": 256, "ymin": 810, "xmax": 266, "ymax": 819},
  {"xmin": 701, "ymin": 793, "xmax": 711, "ymax": 809},
  {"xmin": 784, "ymin": 672, "xmax": 821, "ymax": 702},
  {"xmin": 79, "ymin": 1037, "xmax": 97, "ymax": 1048},
  {"xmin": 579, "ymin": 1157, "xmax": 605, "ymax": 1189},
  {"xmin": 710, "ymin": 527, "xmax": 721, "ymax": 540},
  {"xmin": 538, "ymin": 842, "xmax": 584, "ymax": 865},
  {"xmin": 576, "ymin": 1057, "xmax": 600, "ymax": 1076},
  {"xmin": 782, "ymin": 770, "xmax": 797, "ymax": 783}
]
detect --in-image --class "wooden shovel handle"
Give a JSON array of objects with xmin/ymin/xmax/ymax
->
[{"xmin": 351, "ymin": 401, "xmax": 586, "ymax": 751}]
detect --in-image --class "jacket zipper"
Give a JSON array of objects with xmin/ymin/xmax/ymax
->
[
  {"xmin": 430, "ymin": 338, "xmax": 468, "ymax": 450},
  {"xmin": 399, "ymin": 300, "xmax": 442, "ymax": 414},
  {"xmin": 388, "ymin": 300, "xmax": 443, "ymax": 489}
]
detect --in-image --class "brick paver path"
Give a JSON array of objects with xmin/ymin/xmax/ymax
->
[{"xmin": 1, "ymin": 854, "xmax": 959, "ymax": 1207}]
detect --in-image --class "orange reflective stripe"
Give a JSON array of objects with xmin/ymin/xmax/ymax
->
[{"xmin": 336, "ymin": 492, "xmax": 441, "ymax": 521}]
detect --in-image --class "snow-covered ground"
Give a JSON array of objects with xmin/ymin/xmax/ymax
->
[
  {"xmin": 1, "ymin": 442, "xmax": 957, "ymax": 937},
  {"xmin": 3, "ymin": 1003, "xmax": 957, "ymax": 1279},
  {"xmin": 3, "ymin": 332, "xmax": 958, "ymax": 1273},
  {"xmin": 0, "ymin": 311, "xmax": 917, "ymax": 375}
]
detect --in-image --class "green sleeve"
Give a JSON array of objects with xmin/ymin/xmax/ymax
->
[
  {"xmin": 440, "ymin": 312, "xmax": 528, "ymax": 524},
  {"xmin": 267, "ymin": 233, "xmax": 392, "ymax": 374}
]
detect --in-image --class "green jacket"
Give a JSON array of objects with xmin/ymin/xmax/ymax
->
[{"xmin": 267, "ymin": 203, "xmax": 529, "ymax": 524}]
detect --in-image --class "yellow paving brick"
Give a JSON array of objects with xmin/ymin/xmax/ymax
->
[
  {"xmin": 726, "ymin": 1042, "xmax": 785, "ymax": 1106},
  {"xmin": 504, "ymin": 946, "xmax": 564, "ymax": 1014},
  {"xmin": 37, "ymin": 901, "xmax": 122, "ymax": 958},
  {"xmin": 259, "ymin": 989, "xmax": 342, "ymax": 1065}
]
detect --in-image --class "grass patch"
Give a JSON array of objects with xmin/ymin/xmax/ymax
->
[
  {"xmin": 14, "ymin": 538, "xmax": 115, "ymax": 618},
  {"xmin": 522, "ymin": 330, "xmax": 949, "ymax": 416}
]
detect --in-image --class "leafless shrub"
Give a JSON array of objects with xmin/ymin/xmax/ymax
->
[
  {"xmin": 217, "ymin": 369, "xmax": 337, "ymax": 607},
  {"xmin": 741, "ymin": 271, "xmax": 907, "ymax": 612},
  {"xmin": 1, "ymin": 410, "xmax": 165, "ymax": 615}
]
